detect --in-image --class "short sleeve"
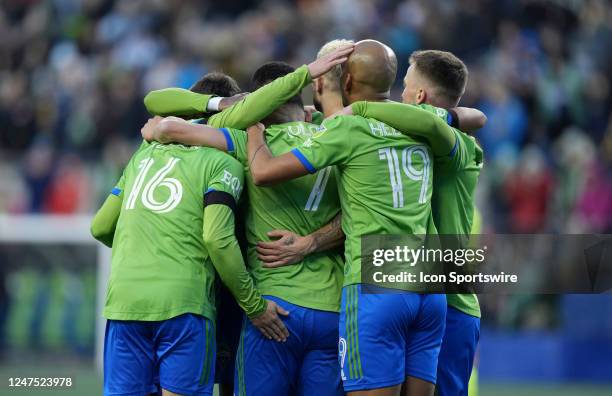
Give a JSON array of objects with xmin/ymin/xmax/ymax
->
[
  {"xmin": 414, "ymin": 104, "xmax": 450, "ymax": 123},
  {"xmin": 290, "ymin": 115, "xmax": 355, "ymax": 172},
  {"xmin": 435, "ymin": 129, "xmax": 469, "ymax": 170},
  {"xmin": 110, "ymin": 174, "xmax": 126, "ymax": 197},
  {"xmin": 220, "ymin": 128, "xmax": 248, "ymax": 164},
  {"xmin": 206, "ymin": 155, "xmax": 245, "ymax": 203}
]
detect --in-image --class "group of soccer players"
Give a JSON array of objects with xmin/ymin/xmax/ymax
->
[{"xmin": 91, "ymin": 37, "xmax": 486, "ymax": 396}]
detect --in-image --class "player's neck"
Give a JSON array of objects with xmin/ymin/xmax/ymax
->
[
  {"xmin": 263, "ymin": 105, "xmax": 305, "ymax": 126},
  {"xmin": 349, "ymin": 90, "xmax": 389, "ymax": 104},
  {"xmin": 320, "ymin": 94, "xmax": 344, "ymax": 118}
]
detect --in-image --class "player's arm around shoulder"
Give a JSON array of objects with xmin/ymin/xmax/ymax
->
[
  {"xmin": 206, "ymin": 65, "xmax": 312, "ymax": 130},
  {"xmin": 140, "ymin": 116, "xmax": 229, "ymax": 151},
  {"xmin": 143, "ymin": 88, "xmax": 212, "ymax": 117},
  {"xmin": 349, "ymin": 100, "xmax": 457, "ymax": 156},
  {"xmin": 247, "ymin": 114, "xmax": 355, "ymax": 186},
  {"xmin": 246, "ymin": 123, "xmax": 312, "ymax": 186}
]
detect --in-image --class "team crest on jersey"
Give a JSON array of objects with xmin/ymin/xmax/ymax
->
[
  {"xmin": 436, "ymin": 107, "xmax": 447, "ymax": 119},
  {"xmin": 302, "ymin": 138, "xmax": 314, "ymax": 148},
  {"xmin": 311, "ymin": 125, "xmax": 328, "ymax": 139},
  {"xmin": 286, "ymin": 124, "xmax": 307, "ymax": 138}
]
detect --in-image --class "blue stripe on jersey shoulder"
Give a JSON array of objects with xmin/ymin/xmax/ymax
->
[
  {"xmin": 449, "ymin": 135, "xmax": 460, "ymax": 158},
  {"xmin": 446, "ymin": 111, "xmax": 454, "ymax": 126},
  {"xmin": 220, "ymin": 128, "xmax": 234, "ymax": 152},
  {"xmin": 290, "ymin": 148, "xmax": 317, "ymax": 174},
  {"xmin": 204, "ymin": 188, "xmax": 216, "ymax": 195},
  {"xmin": 111, "ymin": 187, "xmax": 121, "ymax": 196}
]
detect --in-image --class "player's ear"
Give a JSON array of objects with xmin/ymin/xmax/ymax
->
[
  {"xmin": 416, "ymin": 88, "xmax": 426, "ymax": 104},
  {"xmin": 314, "ymin": 78, "xmax": 323, "ymax": 94},
  {"xmin": 343, "ymin": 74, "xmax": 352, "ymax": 94}
]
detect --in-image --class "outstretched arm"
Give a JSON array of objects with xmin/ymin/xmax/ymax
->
[
  {"xmin": 246, "ymin": 123, "xmax": 310, "ymax": 186},
  {"xmin": 143, "ymin": 88, "xmax": 247, "ymax": 118},
  {"xmin": 257, "ymin": 212, "xmax": 344, "ymax": 268},
  {"xmin": 207, "ymin": 44, "xmax": 354, "ymax": 129},
  {"xmin": 350, "ymin": 101, "xmax": 457, "ymax": 156},
  {"xmin": 349, "ymin": 101, "xmax": 487, "ymax": 154},
  {"xmin": 144, "ymin": 89, "xmax": 213, "ymax": 117},
  {"xmin": 141, "ymin": 116, "xmax": 229, "ymax": 151}
]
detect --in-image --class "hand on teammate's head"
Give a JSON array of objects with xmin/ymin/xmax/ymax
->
[{"xmin": 307, "ymin": 44, "xmax": 354, "ymax": 79}]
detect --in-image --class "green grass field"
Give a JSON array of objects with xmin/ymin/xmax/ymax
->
[{"xmin": 1, "ymin": 363, "xmax": 611, "ymax": 396}]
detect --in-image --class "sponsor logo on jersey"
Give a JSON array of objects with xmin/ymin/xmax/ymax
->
[{"xmin": 221, "ymin": 169, "xmax": 242, "ymax": 197}]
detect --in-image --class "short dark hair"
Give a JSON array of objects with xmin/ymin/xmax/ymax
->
[
  {"xmin": 409, "ymin": 50, "xmax": 468, "ymax": 104},
  {"xmin": 190, "ymin": 72, "xmax": 241, "ymax": 97},
  {"xmin": 251, "ymin": 61, "xmax": 303, "ymax": 107}
]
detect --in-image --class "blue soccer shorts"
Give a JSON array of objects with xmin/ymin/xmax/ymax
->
[
  {"xmin": 104, "ymin": 313, "xmax": 215, "ymax": 396},
  {"xmin": 436, "ymin": 306, "xmax": 480, "ymax": 396},
  {"xmin": 339, "ymin": 284, "xmax": 447, "ymax": 392},
  {"xmin": 234, "ymin": 295, "xmax": 343, "ymax": 396}
]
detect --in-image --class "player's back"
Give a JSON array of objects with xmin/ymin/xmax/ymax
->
[
  {"xmin": 432, "ymin": 129, "xmax": 483, "ymax": 317},
  {"xmin": 296, "ymin": 115, "xmax": 437, "ymax": 286},
  {"xmin": 433, "ymin": 130, "xmax": 482, "ymax": 236},
  {"xmin": 222, "ymin": 122, "xmax": 344, "ymax": 312},
  {"xmin": 104, "ymin": 141, "xmax": 242, "ymax": 322},
  {"xmin": 291, "ymin": 114, "xmax": 446, "ymax": 390}
]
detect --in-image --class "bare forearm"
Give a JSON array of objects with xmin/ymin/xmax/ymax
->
[
  {"xmin": 452, "ymin": 107, "xmax": 487, "ymax": 132},
  {"xmin": 247, "ymin": 124, "xmax": 311, "ymax": 185},
  {"xmin": 308, "ymin": 212, "xmax": 344, "ymax": 253},
  {"xmin": 154, "ymin": 119, "xmax": 227, "ymax": 150}
]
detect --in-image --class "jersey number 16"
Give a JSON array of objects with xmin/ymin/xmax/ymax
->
[{"xmin": 125, "ymin": 157, "xmax": 183, "ymax": 214}]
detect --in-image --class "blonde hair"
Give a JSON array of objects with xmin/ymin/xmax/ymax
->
[{"xmin": 317, "ymin": 39, "xmax": 354, "ymax": 84}]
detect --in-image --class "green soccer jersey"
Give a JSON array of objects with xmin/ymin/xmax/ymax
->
[
  {"xmin": 222, "ymin": 122, "xmax": 344, "ymax": 312},
  {"xmin": 432, "ymin": 129, "xmax": 483, "ymax": 317},
  {"xmin": 352, "ymin": 101, "xmax": 483, "ymax": 317},
  {"xmin": 292, "ymin": 114, "xmax": 447, "ymax": 287},
  {"xmin": 103, "ymin": 141, "xmax": 262, "ymax": 321},
  {"xmin": 144, "ymin": 65, "xmax": 312, "ymax": 131}
]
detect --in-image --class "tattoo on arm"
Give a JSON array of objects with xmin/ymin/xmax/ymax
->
[
  {"xmin": 249, "ymin": 144, "xmax": 267, "ymax": 169},
  {"xmin": 310, "ymin": 213, "xmax": 344, "ymax": 253}
]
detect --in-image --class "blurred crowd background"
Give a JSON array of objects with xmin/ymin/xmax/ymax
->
[
  {"xmin": 1, "ymin": 0, "xmax": 611, "ymax": 233},
  {"xmin": 0, "ymin": 0, "xmax": 611, "ymax": 391}
]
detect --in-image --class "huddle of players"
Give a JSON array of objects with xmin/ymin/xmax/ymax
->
[{"xmin": 91, "ymin": 38, "xmax": 485, "ymax": 396}]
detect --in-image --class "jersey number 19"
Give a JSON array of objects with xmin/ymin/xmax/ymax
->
[{"xmin": 378, "ymin": 146, "xmax": 430, "ymax": 208}]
